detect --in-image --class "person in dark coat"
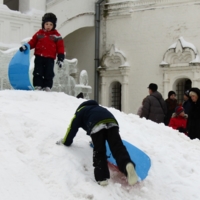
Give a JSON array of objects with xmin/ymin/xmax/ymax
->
[
  {"xmin": 164, "ymin": 91, "xmax": 178, "ymax": 125},
  {"xmin": 187, "ymin": 88, "xmax": 200, "ymax": 140},
  {"xmin": 56, "ymin": 100, "xmax": 138, "ymax": 186},
  {"xmin": 141, "ymin": 83, "xmax": 167, "ymax": 123},
  {"xmin": 182, "ymin": 90, "xmax": 191, "ymax": 115}
]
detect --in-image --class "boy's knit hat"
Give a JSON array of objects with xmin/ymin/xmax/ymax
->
[
  {"xmin": 42, "ymin": 13, "xmax": 57, "ymax": 30},
  {"xmin": 184, "ymin": 90, "xmax": 190, "ymax": 98},
  {"xmin": 175, "ymin": 106, "xmax": 184, "ymax": 115}
]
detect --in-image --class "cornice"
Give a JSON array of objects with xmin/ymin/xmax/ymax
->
[{"xmin": 104, "ymin": 0, "xmax": 200, "ymax": 17}]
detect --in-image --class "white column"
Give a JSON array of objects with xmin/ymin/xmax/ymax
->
[
  {"xmin": 19, "ymin": 0, "xmax": 46, "ymax": 15},
  {"xmin": 121, "ymin": 75, "xmax": 129, "ymax": 113},
  {"xmin": 100, "ymin": 73, "xmax": 108, "ymax": 106},
  {"xmin": 119, "ymin": 67, "xmax": 130, "ymax": 113},
  {"xmin": 163, "ymin": 72, "xmax": 170, "ymax": 99},
  {"xmin": 0, "ymin": 0, "xmax": 3, "ymax": 4}
]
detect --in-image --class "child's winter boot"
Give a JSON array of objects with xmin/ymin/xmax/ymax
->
[{"xmin": 126, "ymin": 162, "xmax": 138, "ymax": 186}]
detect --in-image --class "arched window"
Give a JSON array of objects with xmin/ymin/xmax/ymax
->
[
  {"xmin": 176, "ymin": 79, "xmax": 191, "ymax": 104},
  {"xmin": 160, "ymin": 37, "xmax": 200, "ymax": 99},
  {"xmin": 110, "ymin": 82, "xmax": 121, "ymax": 111}
]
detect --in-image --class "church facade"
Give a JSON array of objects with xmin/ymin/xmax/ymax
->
[
  {"xmin": 0, "ymin": 0, "xmax": 200, "ymax": 114},
  {"xmin": 99, "ymin": 0, "xmax": 200, "ymax": 113}
]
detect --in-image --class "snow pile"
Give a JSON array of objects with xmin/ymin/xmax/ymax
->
[{"xmin": 0, "ymin": 90, "xmax": 199, "ymax": 200}]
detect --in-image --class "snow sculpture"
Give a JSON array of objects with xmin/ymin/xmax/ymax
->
[
  {"xmin": 160, "ymin": 37, "xmax": 200, "ymax": 67},
  {"xmin": 0, "ymin": 44, "xmax": 91, "ymax": 98},
  {"xmin": 79, "ymin": 70, "xmax": 88, "ymax": 86},
  {"xmin": 0, "ymin": 48, "xmax": 18, "ymax": 90},
  {"xmin": 75, "ymin": 70, "xmax": 92, "ymax": 99},
  {"xmin": 0, "ymin": 46, "xmax": 79, "ymax": 95},
  {"xmin": 52, "ymin": 58, "xmax": 78, "ymax": 96}
]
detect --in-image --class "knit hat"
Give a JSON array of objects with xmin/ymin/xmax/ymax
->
[
  {"xmin": 184, "ymin": 90, "xmax": 190, "ymax": 98},
  {"xmin": 168, "ymin": 91, "xmax": 176, "ymax": 98},
  {"xmin": 175, "ymin": 106, "xmax": 184, "ymax": 115},
  {"xmin": 42, "ymin": 13, "xmax": 57, "ymax": 30},
  {"xmin": 147, "ymin": 83, "xmax": 158, "ymax": 92}
]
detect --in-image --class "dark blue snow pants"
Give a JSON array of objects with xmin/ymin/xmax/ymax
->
[
  {"xmin": 33, "ymin": 55, "xmax": 55, "ymax": 88},
  {"xmin": 91, "ymin": 126, "xmax": 134, "ymax": 182}
]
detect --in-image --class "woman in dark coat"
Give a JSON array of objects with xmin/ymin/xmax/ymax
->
[
  {"xmin": 164, "ymin": 91, "xmax": 178, "ymax": 125},
  {"xmin": 187, "ymin": 88, "xmax": 200, "ymax": 140}
]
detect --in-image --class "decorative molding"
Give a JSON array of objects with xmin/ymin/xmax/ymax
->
[
  {"xmin": 101, "ymin": 44, "xmax": 129, "ymax": 69},
  {"xmin": 99, "ymin": 45, "xmax": 130, "ymax": 113},
  {"xmin": 160, "ymin": 37, "xmax": 200, "ymax": 67},
  {"xmin": 105, "ymin": 0, "xmax": 200, "ymax": 17}
]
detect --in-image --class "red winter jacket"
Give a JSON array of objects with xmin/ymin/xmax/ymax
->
[
  {"xmin": 28, "ymin": 29, "xmax": 65, "ymax": 59},
  {"xmin": 169, "ymin": 115, "xmax": 187, "ymax": 131}
]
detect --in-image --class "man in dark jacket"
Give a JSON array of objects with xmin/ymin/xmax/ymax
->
[
  {"xmin": 141, "ymin": 83, "xmax": 167, "ymax": 123},
  {"xmin": 56, "ymin": 100, "xmax": 138, "ymax": 186},
  {"xmin": 187, "ymin": 88, "xmax": 200, "ymax": 140}
]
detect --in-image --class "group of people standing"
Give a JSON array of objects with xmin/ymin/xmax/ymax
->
[{"xmin": 138, "ymin": 83, "xmax": 200, "ymax": 140}]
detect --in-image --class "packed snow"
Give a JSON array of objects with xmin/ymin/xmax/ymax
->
[{"xmin": 0, "ymin": 90, "xmax": 200, "ymax": 200}]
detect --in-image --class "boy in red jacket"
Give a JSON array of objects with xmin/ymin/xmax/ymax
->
[
  {"xmin": 19, "ymin": 13, "xmax": 65, "ymax": 91},
  {"xmin": 168, "ymin": 106, "xmax": 188, "ymax": 134}
]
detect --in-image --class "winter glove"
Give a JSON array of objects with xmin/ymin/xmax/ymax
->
[
  {"xmin": 56, "ymin": 53, "xmax": 65, "ymax": 68},
  {"xmin": 56, "ymin": 138, "xmax": 64, "ymax": 145},
  {"xmin": 19, "ymin": 45, "xmax": 27, "ymax": 52},
  {"xmin": 56, "ymin": 60, "xmax": 63, "ymax": 68},
  {"xmin": 177, "ymin": 127, "xmax": 187, "ymax": 133}
]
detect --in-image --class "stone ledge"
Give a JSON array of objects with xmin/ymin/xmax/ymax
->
[{"xmin": 105, "ymin": 0, "xmax": 200, "ymax": 17}]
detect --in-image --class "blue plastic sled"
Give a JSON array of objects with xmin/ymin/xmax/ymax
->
[
  {"xmin": 8, "ymin": 43, "xmax": 34, "ymax": 90},
  {"xmin": 90, "ymin": 140, "xmax": 151, "ymax": 181}
]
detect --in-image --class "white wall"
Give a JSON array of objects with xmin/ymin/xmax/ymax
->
[
  {"xmin": 19, "ymin": 0, "xmax": 46, "ymax": 14},
  {"xmin": 103, "ymin": 1, "xmax": 200, "ymax": 113},
  {"xmin": 46, "ymin": 0, "xmax": 96, "ymax": 37},
  {"xmin": 0, "ymin": 0, "xmax": 97, "ymax": 49},
  {"xmin": 0, "ymin": 11, "xmax": 41, "ymax": 50}
]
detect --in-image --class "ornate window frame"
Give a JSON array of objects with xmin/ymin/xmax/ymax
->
[
  {"xmin": 160, "ymin": 37, "xmax": 200, "ymax": 97},
  {"xmin": 98, "ymin": 45, "xmax": 130, "ymax": 112}
]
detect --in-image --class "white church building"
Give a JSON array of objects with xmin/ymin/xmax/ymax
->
[{"xmin": 0, "ymin": 0, "xmax": 200, "ymax": 114}]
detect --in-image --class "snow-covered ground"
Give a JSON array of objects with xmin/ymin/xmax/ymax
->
[{"xmin": 0, "ymin": 90, "xmax": 200, "ymax": 200}]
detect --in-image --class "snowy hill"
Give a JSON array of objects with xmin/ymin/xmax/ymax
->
[{"xmin": 0, "ymin": 90, "xmax": 200, "ymax": 200}]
